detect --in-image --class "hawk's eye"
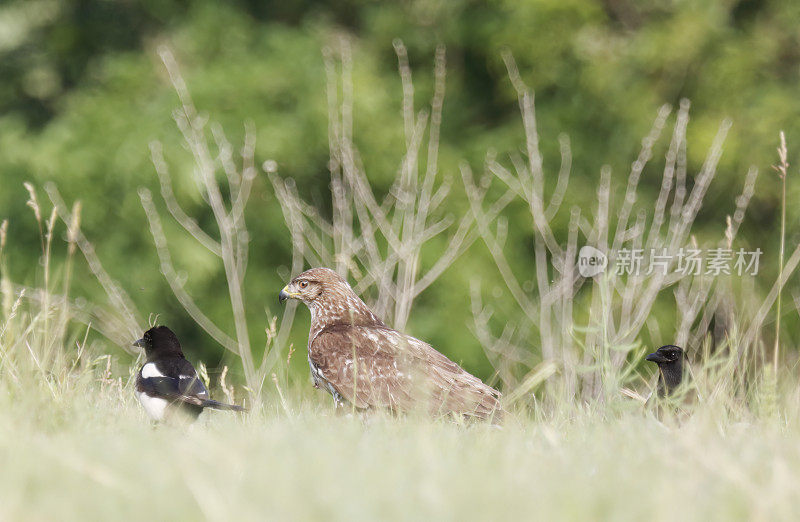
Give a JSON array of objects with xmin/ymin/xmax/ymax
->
[{"xmin": 299, "ymin": 281, "xmax": 308, "ymax": 289}]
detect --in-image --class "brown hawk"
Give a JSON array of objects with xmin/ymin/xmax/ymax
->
[{"xmin": 279, "ymin": 267, "xmax": 502, "ymax": 420}]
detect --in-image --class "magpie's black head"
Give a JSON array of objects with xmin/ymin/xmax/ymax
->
[
  {"xmin": 645, "ymin": 344, "xmax": 684, "ymax": 365},
  {"xmin": 646, "ymin": 344, "xmax": 686, "ymax": 396},
  {"xmin": 133, "ymin": 326, "xmax": 183, "ymax": 359}
]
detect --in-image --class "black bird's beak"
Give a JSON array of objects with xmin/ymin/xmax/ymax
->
[
  {"xmin": 133, "ymin": 338, "xmax": 145, "ymax": 349},
  {"xmin": 646, "ymin": 352, "xmax": 666, "ymax": 363},
  {"xmin": 278, "ymin": 287, "xmax": 290, "ymax": 304}
]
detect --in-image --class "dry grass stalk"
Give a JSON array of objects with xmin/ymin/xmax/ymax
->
[
  {"xmin": 136, "ymin": 46, "xmax": 284, "ymax": 402},
  {"xmin": 465, "ymin": 52, "xmax": 793, "ymax": 406},
  {"xmin": 270, "ymin": 39, "xmax": 497, "ymax": 330},
  {"xmin": 771, "ymin": 131, "xmax": 789, "ymax": 374}
]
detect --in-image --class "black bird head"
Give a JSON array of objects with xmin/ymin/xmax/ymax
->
[
  {"xmin": 133, "ymin": 326, "xmax": 184, "ymax": 360},
  {"xmin": 646, "ymin": 344, "xmax": 685, "ymax": 396}
]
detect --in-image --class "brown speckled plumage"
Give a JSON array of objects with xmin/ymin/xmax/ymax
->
[{"xmin": 280, "ymin": 268, "xmax": 503, "ymax": 420}]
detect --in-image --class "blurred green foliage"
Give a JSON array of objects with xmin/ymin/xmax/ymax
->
[{"xmin": 1, "ymin": 0, "xmax": 798, "ymax": 379}]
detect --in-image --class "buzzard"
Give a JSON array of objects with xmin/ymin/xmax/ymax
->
[{"xmin": 279, "ymin": 267, "xmax": 502, "ymax": 420}]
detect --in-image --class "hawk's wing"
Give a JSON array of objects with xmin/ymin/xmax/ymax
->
[{"xmin": 310, "ymin": 325, "xmax": 502, "ymax": 419}]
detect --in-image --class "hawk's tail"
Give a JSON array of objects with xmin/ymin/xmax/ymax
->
[{"xmin": 200, "ymin": 399, "xmax": 247, "ymax": 412}]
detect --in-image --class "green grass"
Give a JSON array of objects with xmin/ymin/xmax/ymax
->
[
  {"xmin": 0, "ymin": 272, "xmax": 798, "ymax": 521},
  {"xmin": 2, "ymin": 360, "xmax": 800, "ymax": 522}
]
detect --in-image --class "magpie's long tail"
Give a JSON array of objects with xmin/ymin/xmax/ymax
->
[{"xmin": 201, "ymin": 399, "xmax": 247, "ymax": 412}]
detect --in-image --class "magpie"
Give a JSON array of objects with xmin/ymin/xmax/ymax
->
[
  {"xmin": 645, "ymin": 344, "xmax": 687, "ymax": 398},
  {"xmin": 133, "ymin": 326, "xmax": 246, "ymax": 422}
]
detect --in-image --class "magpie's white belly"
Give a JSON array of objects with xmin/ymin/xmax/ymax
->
[{"xmin": 136, "ymin": 391, "xmax": 169, "ymax": 421}]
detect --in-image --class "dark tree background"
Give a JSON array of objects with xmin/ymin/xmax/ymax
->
[{"xmin": 1, "ymin": 0, "xmax": 797, "ymax": 379}]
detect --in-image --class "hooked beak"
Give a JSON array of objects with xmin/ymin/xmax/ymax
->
[
  {"xmin": 279, "ymin": 286, "xmax": 298, "ymax": 304},
  {"xmin": 133, "ymin": 338, "xmax": 146, "ymax": 349},
  {"xmin": 646, "ymin": 351, "xmax": 667, "ymax": 363}
]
